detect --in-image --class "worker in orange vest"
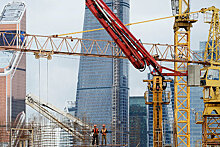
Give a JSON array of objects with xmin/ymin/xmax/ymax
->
[
  {"xmin": 92, "ymin": 124, "xmax": 99, "ymax": 145},
  {"xmin": 101, "ymin": 124, "xmax": 108, "ymax": 146}
]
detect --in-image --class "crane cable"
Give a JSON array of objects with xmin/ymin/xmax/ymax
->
[
  {"xmin": 56, "ymin": 10, "xmax": 201, "ymax": 37},
  {"xmin": 38, "ymin": 58, "xmax": 41, "ymax": 118},
  {"xmin": 47, "ymin": 59, "xmax": 49, "ymax": 104}
]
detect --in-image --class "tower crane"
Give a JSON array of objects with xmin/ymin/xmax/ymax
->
[
  {"xmin": 171, "ymin": 0, "xmax": 197, "ymax": 146},
  {"xmin": 196, "ymin": 7, "xmax": 220, "ymax": 146}
]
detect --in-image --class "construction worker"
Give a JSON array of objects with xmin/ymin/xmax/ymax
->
[
  {"xmin": 101, "ymin": 124, "xmax": 108, "ymax": 146},
  {"xmin": 92, "ymin": 124, "xmax": 99, "ymax": 145}
]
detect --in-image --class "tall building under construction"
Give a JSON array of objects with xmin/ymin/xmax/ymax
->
[
  {"xmin": 76, "ymin": 0, "xmax": 129, "ymax": 145},
  {"xmin": 0, "ymin": 2, "xmax": 26, "ymax": 124}
]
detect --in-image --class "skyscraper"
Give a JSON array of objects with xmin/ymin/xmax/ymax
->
[
  {"xmin": 76, "ymin": 0, "xmax": 129, "ymax": 145},
  {"xmin": 0, "ymin": 2, "xmax": 26, "ymax": 145},
  {"xmin": 0, "ymin": 1, "xmax": 26, "ymax": 123},
  {"xmin": 190, "ymin": 87, "xmax": 203, "ymax": 146},
  {"xmin": 129, "ymin": 96, "xmax": 149, "ymax": 147}
]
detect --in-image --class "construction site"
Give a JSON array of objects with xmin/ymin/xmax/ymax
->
[{"xmin": 0, "ymin": 0, "xmax": 220, "ymax": 146}]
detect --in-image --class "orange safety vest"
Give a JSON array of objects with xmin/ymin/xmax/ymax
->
[
  {"xmin": 101, "ymin": 128, "xmax": 107, "ymax": 136},
  {"xmin": 93, "ymin": 128, "xmax": 99, "ymax": 134}
]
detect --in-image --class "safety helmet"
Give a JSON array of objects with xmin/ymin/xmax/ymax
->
[
  {"xmin": 102, "ymin": 124, "xmax": 105, "ymax": 127},
  {"xmin": 94, "ymin": 124, "xmax": 97, "ymax": 127}
]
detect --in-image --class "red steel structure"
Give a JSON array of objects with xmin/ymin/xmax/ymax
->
[{"xmin": 86, "ymin": 0, "xmax": 186, "ymax": 78}]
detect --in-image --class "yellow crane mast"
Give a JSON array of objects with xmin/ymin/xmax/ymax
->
[
  {"xmin": 144, "ymin": 77, "xmax": 172, "ymax": 147},
  {"xmin": 171, "ymin": 0, "xmax": 197, "ymax": 146}
]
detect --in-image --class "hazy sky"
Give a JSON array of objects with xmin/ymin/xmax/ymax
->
[{"xmin": 0, "ymin": 0, "xmax": 219, "ymax": 117}]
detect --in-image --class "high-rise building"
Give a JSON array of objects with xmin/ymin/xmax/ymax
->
[
  {"xmin": 76, "ymin": 0, "xmax": 129, "ymax": 145},
  {"xmin": 129, "ymin": 96, "xmax": 149, "ymax": 147},
  {"xmin": 190, "ymin": 87, "xmax": 203, "ymax": 146},
  {"xmin": 199, "ymin": 41, "xmax": 206, "ymax": 57},
  {"xmin": 0, "ymin": 2, "xmax": 26, "ymax": 145},
  {"xmin": 0, "ymin": 1, "xmax": 26, "ymax": 123},
  {"xmin": 147, "ymin": 74, "xmax": 174, "ymax": 147}
]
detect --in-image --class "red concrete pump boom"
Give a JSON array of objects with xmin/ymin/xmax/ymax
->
[{"xmin": 86, "ymin": 0, "xmax": 186, "ymax": 78}]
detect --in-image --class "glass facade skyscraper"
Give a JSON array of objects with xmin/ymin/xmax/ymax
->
[
  {"xmin": 0, "ymin": 2, "xmax": 26, "ymax": 123},
  {"xmin": 0, "ymin": 2, "xmax": 26, "ymax": 145},
  {"xmin": 75, "ymin": 0, "xmax": 129, "ymax": 145},
  {"xmin": 129, "ymin": 96, "xmax": 149, "ymax": 147},
  {"xmin": 200, "ymin": 41, "xmax": 206, "ymax": 57},
  {"xmin": 190, "ymin": 87, "xmax": 203, "ymax": 146}
]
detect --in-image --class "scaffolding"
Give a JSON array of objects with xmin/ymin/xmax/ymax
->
[{"xmin": 0, "ymin": 119, "xmax": 130, "ymax": 146}]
